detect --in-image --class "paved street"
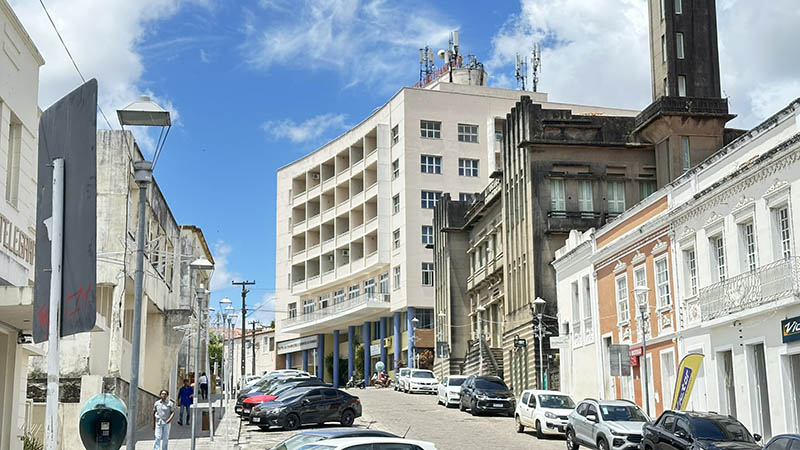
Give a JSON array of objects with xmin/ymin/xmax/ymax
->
[{"xmin": 238, "ymin": 387, "xmax": 566, "ymax": 450}]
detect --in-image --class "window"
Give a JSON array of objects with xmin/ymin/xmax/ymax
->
[
  {"xmin": 420, "ymin": 120, "xmax": 441, "ymax": 138},
  {"xmin": 458, "ymin": 158, "xmax": 479, "ymax": 177},
  {"xmin": 393, "ymin": 266, "xmax": 401, "ymax": 290},
  {"xmin": 303, "ymin": 299, "xmax": 315, "ymax": 315},
  {"xmin": 578, "ymin": 180, "xmax": 593, "ymax": 217},
  {"xmin": 319, "ymin": 294, "xmax": 329, "ymax": 309},
  {"xmin": 421, "ymin": 225, "xmax": 434, "ymax": 245},
  {"xmin": 420, "ymin": 155, "xmax": 441, "ymax": 174},
  {"xmin": 741, "ymin": 222, "xmax": 758, "ymax": 271},
  {"xmin": 675, "ymin": 0, "xmax": 682, "ymax": 14},
  {"xmin": 495, "ymin": 130, "xmax": 503, "ymax": 141},
  {"xmin": 288, "ymin": 302, "xmax": 297, "ymax": 319},
  {"xmin": 582, "ymin": 276, "xmax": 593, "ymax": 341},
  {"xmin": 459, "ymin": 193, "xmax": 474, "ymax": 202},
  {"xmin": 681, "ymin": 137, "xmax": 691, "ymax": 173},
  {"xmin": 678, "ymin": 75, "xmax": 687, "ymax": 97},
  {"xmin": 392, "ymin": 159, "xmax": 399, "ymax": 179},
  {"xmin": 664, "ymin": 77, "xmax": 669, "ymax": 96},
  {"xmin": 391, "ymin": 125, "xmax": 399, "ymax": 145},
  {"xmin": 416, "ymin": 308, "xmax": 434, "ymax": 328},
  {"xmin": 364, "ymin": 279, "xmax": 375, "ymax": 298},
  {"xmin": 655, "ymin": 257, "xmax": 671, "ymax": 308},
  {"xmin": 550, "ymin": 179, "xmax": 566, "ymax": 215},
  {"xmin": 608, "ymin": 181, "xmax": 626, "ymax": 215},
  {"xmin": 421, "ymin": 191, "xmax": 441, "ymax": 209},
  {"xmin": 676, "ymin": 33, "xmax": 685, "ymax": 59},
  {"xmin": 5, "ymin": 116, "xmax": 22, "ymax": 207},
  {"xmin": 379, "ymin": 273, "xmax": 389, "ymax": 293},
  {"xmin": 640, "ymin": 181, "xmax": 656, "ymax": 200},
  {"xmin": 333, "ymin": 289, "xmax": 345, "ymax": 304},
  {"xmin": 422, "ymin": 262, "xmax": 434, "ymax": 286},
  {"xmin": 777, "ymin": 207, "xmax": 792, "ymax": 259},
  {"xmin": 616, "ymin": 275, "xmax": 630, "ymax": 323},
  {"xmin": 348, "ymin": 284, "xmax": 360, "ymax": 299},
  {"xmin": 685, "ymin": 249, "xmax": 698, "ymax": 296},
  {"xmin": 712, "ymin": 235, "xmax": 727, "ymax": 281},
  {"xmin": 661, "ymin": 35, "xmax": 667, "ymax": 63},
  {"xmin": 393, "ymin": 194, "xmax": 400, "ymax": 214},
  {"xmin": 571, "ymin": 281, "xmax": 581, "ymax": 339},
  {"xmin": 634, "ymin": 265, "xmax": 647, "ymax": 290},
  {"xmin": 458, "ymin": 123, "xmax": 479, "ymax": 143},
  {"xmin": 393, "ymin": 229, "xmax": 401, "ymax": 249}
]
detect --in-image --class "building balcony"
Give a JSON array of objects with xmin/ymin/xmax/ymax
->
[
  {"xmin": 698, "ymin": 257, "xmax": 800, "ymax": 323},
  {"xmin": 634, "ymin": 96, "xmax": 731, "ymax": 132},
  {"xmin": 546, "ymin": 211, "xmax": 606, "ymax": 234},
  {"xmin": 281, "ymin": 293, "xmax": 391, "ymax": 334}
]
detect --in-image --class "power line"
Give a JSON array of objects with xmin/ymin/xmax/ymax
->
[{"xmin": 38, "ymin": 0, "xmax": 114, "ymax": 130}]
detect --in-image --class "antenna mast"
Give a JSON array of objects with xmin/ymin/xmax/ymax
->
[
  {"xmin": 514, "ymin": 53, "xmax": 528, "ymax": 91},
  {"xmin": 419, "ymin": 45, "xmax": 435, "ymax": 85},
  {"xmin": 531, "ymin": 42, "xmax": 542, "ymax": 92}
]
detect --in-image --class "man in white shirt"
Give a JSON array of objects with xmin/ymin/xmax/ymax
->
[
  {"xmin": 198, "ymin": 372, "xmax": 209, "ymax": 400},
  {"xmin": 153, "ymin": 389, "xmax": 174, "ymax": 450}
]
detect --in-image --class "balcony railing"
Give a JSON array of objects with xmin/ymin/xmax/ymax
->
[
  {"xmin": 699, "ymin": 257, "xmax": 800, "ymax": 321},
  {"xmin": 282, "ymin": 293, "xmax": 391, "ymax": 328},
  {"xmin": 546, "ymin": 211, "xmax": 606, "ymax": 233}
]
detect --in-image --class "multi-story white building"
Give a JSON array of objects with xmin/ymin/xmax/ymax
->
[
  {"xmin": 0, "ymin": 1, "xmax": 43, "ymax": 448},
  {"xmin": 274, "ymin": 58, "xmax": 644, "ymax": 387}
]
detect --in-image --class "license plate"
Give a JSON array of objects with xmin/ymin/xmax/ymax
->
[
  {"xmin": 252, "ymin": 417, "xmax": 260, "ymax": 423},
  {"xmin": 493, "ymin": 403, "xmax": 504, "ymax": 408}
]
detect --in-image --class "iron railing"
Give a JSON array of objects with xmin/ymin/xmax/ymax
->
[
  {"xmin": 281, "ymin": 293, "xmax": 391, "ymax": 328},
  {"xmin": 699, "ymin": 257, "xmax": 800, "ymax": 321}
]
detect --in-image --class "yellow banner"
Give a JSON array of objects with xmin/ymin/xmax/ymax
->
[{"xmin": 671, "ymin": 353, "xmax": 704, "ymax": 410}]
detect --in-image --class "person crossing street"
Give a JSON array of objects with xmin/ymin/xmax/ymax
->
[
  {"xmin": 153, "ymin": 389, "xmax": 174, "ymax": 450},
  {"xmin": 177, "ymin": 379, "xmax": 193, "ymax": 426}
]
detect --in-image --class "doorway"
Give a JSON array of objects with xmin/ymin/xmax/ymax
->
[
  {"xmin": 717, "ymin": 349, "xmax": 737, "ymax": 418},
  {"xmin": 747, "ymin": 342, "xmax": 772, "ymax": 440},
  {"xmin": 784, "ymin": 353, "xmax": 800, "ymax": 432},
  {"xmin": 660, "ymin": 350, "xmax": 676, "ymax": 411}
]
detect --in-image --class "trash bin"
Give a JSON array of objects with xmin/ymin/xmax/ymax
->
[{"xmin": 201, "ymin": 408, "xmax": 214, "ymax": 431}]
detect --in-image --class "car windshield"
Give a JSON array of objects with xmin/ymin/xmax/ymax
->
[
  {"xmin": 539, "ymin": 395, "xmax": 576, "ymax": 409},
  {"xmin": 599, "ymin": 405, "xmax": 648, "ymax": 422},
  {"xmin": 449, "ymin": 378, "xmax": 466, "ymax": 386},
  {"xmin": 475, "ymin": 378, "xmax": 508, "ymax": 390},
  {"xmin": 297, "ymin": 445, "xmax": 336, "ymax": 450},
  {"xmin": 412, "ymin": 371, "xmax": 434, "ymax": 378},
  {"xmin": 400, "ymin": 369, "xmax": 410, "ymax": 376},
  {"xmin": 270, "ymin": 434, "xmax": 327, "ymax": 450},
  {"xmin": 692, "ymin": 418, "xmax": 754, "ymax": 442}
]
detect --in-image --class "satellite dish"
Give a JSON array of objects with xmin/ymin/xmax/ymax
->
[{"xmin": 437, "ymin": 49, "xmax": 447, "ymax": 60}]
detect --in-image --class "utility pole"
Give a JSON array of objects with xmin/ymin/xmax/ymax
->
[
  {"xmin": 232, "ymin": 280, "xmax": 255, "ymax": 384},
  {"xmin": 251, "ymin": 320, "xmax": 260, "ymax": 375}
]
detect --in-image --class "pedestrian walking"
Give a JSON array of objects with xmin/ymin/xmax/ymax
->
[
  {"xmin": 153, "ymin": 389, "xmax": 174, "ymax": 450},
  {"xmin": 199, "ymin": 372, "xmax": 208, "ymax": 400},
  {"xmin": 177, "ymin": 379, "xmax": 193, "ymax": 426}
]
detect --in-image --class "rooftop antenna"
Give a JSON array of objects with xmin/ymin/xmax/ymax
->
[
  {"xmin": 514, "ymin": 53, "xmax": 528, "ymax": 91},
  {"xmin": 419, "ymin": 45, "xmax": 436, "ymax": 85},
  {"xmin": 531, "ymin": 42, "xmax": 542, "ymax": 92}
]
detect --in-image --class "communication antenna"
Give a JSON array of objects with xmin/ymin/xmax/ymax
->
[
  {"xmin": 531, "ymin": 42, "xmax": 542, "ymax": 92},
  {"xmin": 419, "ymin": 45, "xmax": 436, "ymax": 84},
  {"xmin": 514, "ymin": 53, "xmax": 528, "ymax": 91}
]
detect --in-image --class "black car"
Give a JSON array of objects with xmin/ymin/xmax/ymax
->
[
  {"xmin": 237, "ymin": 377, "xmax": 329, "ymax": 415},
  {"xmin": 458, "ymin": 375, "xmax": 515, "ymax": 417},
  {"xmin": 249, "ymin": 387, "xmax": 362, "ymax": 431},
  {"xmin": 641, "ymin": 411, "xmax": 761, "ymax": 450},
  {"xmin": 268, "ymin": 428, "xmax": 397, "ymax": 450},
  {"xmin": 763, "ymin": 434, "xmax": 800, "ymax": 450}
]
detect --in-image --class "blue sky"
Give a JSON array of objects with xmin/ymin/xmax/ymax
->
[{"xmin": 11, "ymin": 0, "xmax": 800, "ymax": 328}]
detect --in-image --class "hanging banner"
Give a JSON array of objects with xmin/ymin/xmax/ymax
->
[{"xmin": 671, "ymin": 353, "xmax": 705, "ymax": 410}]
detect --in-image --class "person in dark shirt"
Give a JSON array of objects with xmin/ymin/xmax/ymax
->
[{"xmin": 177, "ymin": 379, "xmax": 193, "ymax": 425}]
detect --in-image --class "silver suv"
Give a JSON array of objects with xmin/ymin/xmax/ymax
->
[{"xmin": 566, "ymin": 399, "xmax": 650, "ymax": 450}]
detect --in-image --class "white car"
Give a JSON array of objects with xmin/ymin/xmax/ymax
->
[
  {"xmin": 296, "ymin": 436, "xmax": 437, "ymax": 450},
  {"xmin": 394, "ymin": 368, "xmax": 411, "ymax": 391},
  {"xmin": 404, "ymin": 369, "xmax": 438, "ymax": 394},
  {"xmin": 514, "ymin": 389, "xmax": 576, "ymax": 438},
  {"xmin": 437, "ymin": 375, "xmax": 467, "ymax": 407}
]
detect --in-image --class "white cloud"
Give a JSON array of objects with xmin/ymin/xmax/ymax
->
[
  {"xmin": 262, "ymin": 113, "xmax": 348, "ymax": 143},
  {"xmin": 489, "ymin": 0, "xmax": 800, "ymax": 129},
  {"xmin": 200, "ymin": 48, "xmax": 210, "ymax": 64},
  {"xmin": 210, "ymin": 240, "xmax": 240, "ymax": 291},
  {"xmin": 240, "ymin": 0, "xmax": 456, "ymax": 90},
  {"xmin": 248, "ymin": 294, "xmax": 277, "ymax": 328}
]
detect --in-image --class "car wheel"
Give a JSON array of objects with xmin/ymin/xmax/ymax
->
[
  {"xmin": 437, "ymin": 396, "xmax": 442, "ymax": 406},
  {"xmin": 566, "ymin": 429, "xmax": 579, "ymax": 450},
  {"xmin": 459, "ymin": 399, "xmax": 466, "ymax": 412},
  {"xmin": 470, "ymin": 400, "xmax": 478, "ymax": 416},
  {"xmin": 536, "ymin": 420, "xmax": 544, "ymax": 439},
  {"xmin": 515, "ymin": 415, "xmax": 524, "ymax": 433},
  {"xmin": 283, "ymin": 413, "xmax": 300, "ymax": 431},
  {"xmin": 340, "ymin": 409, "xmax": 356, "ymax": 427},
  {"xmin": 598, "ymin": 437, "xmax": 609, "ymax": 450}
]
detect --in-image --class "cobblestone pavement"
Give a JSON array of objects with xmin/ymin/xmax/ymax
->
[{"xmin": 238, "ymin": 387, "xmax": 567, "ymax": 450}]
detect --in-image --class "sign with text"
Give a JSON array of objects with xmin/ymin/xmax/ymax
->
[
  {"xmin": 33, "ymin": 80, "xmax": 97, "ymax": 342},
  {"xmin": 276, "ymin": 335, "xmax": 318, "ymax": 355},
  {"xmin": 782, "ymin": 315, "xmax": 800, "ymax": 343},
  {"xmin": 609, "ymin": 344, "xmax": 631, "ymax": 377}
]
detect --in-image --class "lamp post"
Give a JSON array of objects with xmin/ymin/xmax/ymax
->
[
  {"xmin": 117, "ymin": 96, "xmax": 171, "ymax": 450},
  {"xmin": 634, "ymin": 286, "xmax": 651, "ymax": 417},
  {"xmin": 189, "ymin": 257, "xmax": 214, "ymax": 450},
  {"xmin": 438, "ymin": 311, "xmax": 446, "ymax": 380},
  {"xmin": 206, "ymin": 305, "xmax": 215, "ymax": 442},
  {"xmin": 532, "ymin": 297, "xmax": 546, "ymax": 389},
  {"xmin": 228, "ymin": 312, "xmax": 238, "ymax": 390},
  {"xmin": 411, "ymin": 317, "xmax": 419, "ymax": 368},
  {"xmin": 476, "ymin": 305, "xmax": 486, "ymax": 375},
  {"xmin": 251, "ymin": 320, "xmax": 261, "ymax": 375},
  {"xmin": 219, "ymin": 298, "xmax": 232, "ymax": 400}
]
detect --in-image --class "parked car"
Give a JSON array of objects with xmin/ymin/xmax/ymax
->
[
  {"xmin": 458, "ymin": 375, "xmax": 515, "ymax": 416},
  {"xmin": 248, "ymin": 387, "xmax": 362, "ymax": 431},
  {"xmin": 437, "ymin": 375, "xmax": 467, "ymax": 407},
  {"xmin": 404, "ymin": 370, "xmax": 438, "ymax": 394},
  {"xmin": 295, "ymin": 437, "xmax": 437, "ymax": 450},
  {"xmin": 514, "ymin": 389, "xmax": 576, "ymax": 437},
  {"xmin": 237, "ymin": 377, "xmax": 328, "ymax": 415},
  {"xmin": 394, "ymin": 368, "xmax": 411, "ymax": 392},
  {"xmin": 763, "ymin": 435, "xmax": 800, "ymax": 450},
  {"xmin": 641, "ymin": 410, "xmax": 761, "ymax": 450},
  {"xmin": 268, "ymin": 428, "xmax": 398, "ymax": 450},
  {"xmin": 566, "ymin": 399, "xmax": 649, "ymax": 450}
]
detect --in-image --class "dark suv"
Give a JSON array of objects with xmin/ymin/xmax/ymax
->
[
  {"xmin": 641, "ymin": 411, "xmax": 761, "ymax": 450},
  {"xmin": 458, "ymin": 375, "xmax": 515, "ymax": 417}
]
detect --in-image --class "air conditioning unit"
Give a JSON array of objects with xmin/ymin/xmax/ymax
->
[
  {"xmin": 311, "ymin": 173, "xmax": 320, "ymax": 180},
  {"xmin": 342, "ymin": 249, "xmax": 349, "ymax": 257}
]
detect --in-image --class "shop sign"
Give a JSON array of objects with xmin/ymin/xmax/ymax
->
[
  {"xmin": 629, "ymin": 345, "xmax": 643, "ymax": 367},
  {"xmin": 370, "ymin": 343, "xmax": 381, "ymax": 355},
  {"xmin": 277, "ymin": 336, "xmax": 318, "ymax": 355},
  {"xmin": 782, "ymin": 315, "xmax": 800, "ymax": 343}
]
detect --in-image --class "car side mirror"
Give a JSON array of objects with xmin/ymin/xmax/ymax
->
[
  {"xmin": 302, "ymin": 398, "xmax": 311, "ymax": 404},
  {"xmin": 586, "ymin": 413, "xmax": 598, "ymax": 423},
  {"xmin": 753, "ymin": 434, "xmax": 762, "ymax": 443},
  {"xmin": 675, "ymin": 430, "xmax": 689, "ymax": 440}
]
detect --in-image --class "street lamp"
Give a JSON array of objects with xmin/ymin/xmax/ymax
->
[
  {"xmin": 117, "ymin": 96, "xmax": 171, "ymax": 450},
  {"xmin": 476, "ymin": 305, "xmax": 486, "ymax": 375},
  {"xmin": 437, "ymin": 311, "xmax": 446, "ymax": 380},
  {"xmin": 532, "ymin": 297, "xmax": 547, "ymax": 389},
  {"xmin": 189, "ymin": 257, "xmax": 213, "ymax": 450},
  {"xmin": 219, "ymin": 298, "xmax": 232, "ymax": 400},
  {"xmin": 228, "ymin": 313, "xmax": 238, "ymax": 391},
  {"xmin": 411, "ymin": 317, "xmax": 419, "ymax": 368},
  {"xmin": 634, "ymin": 286, "xmax": 651, "ymax": 416}
]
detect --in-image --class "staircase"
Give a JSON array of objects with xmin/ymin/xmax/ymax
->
[{"xmin": 463, "ymin": 339, "xmax": 503, "ymax": 378}]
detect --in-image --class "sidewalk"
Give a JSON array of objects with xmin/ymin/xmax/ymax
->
[{"xmin": 123, "ymin": 394, "xmax": 241, "ymax": 449}]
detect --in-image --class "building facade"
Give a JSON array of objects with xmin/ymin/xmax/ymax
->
[
  {"xmin": 224, "ymin": 326, "xmax": 276, "ymax": 389},
  {"xmin": 0, "ymin": 1, "xmax": 44, "ymax": 447}
]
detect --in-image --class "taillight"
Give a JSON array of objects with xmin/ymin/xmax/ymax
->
[{"xmin": 356, "ymin": 399, "xmax": 361, "ymax": 403}]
